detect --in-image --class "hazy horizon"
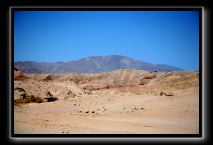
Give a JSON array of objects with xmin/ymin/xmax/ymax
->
[
  {"xmin": 14, "ymin": 11, "xmax": 199, "ymax": 71},
  {"xmin": 14, "ymin": 54, "xmax": 186, "ymax": 70}
]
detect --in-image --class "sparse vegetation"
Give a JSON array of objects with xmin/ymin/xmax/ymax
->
[
  {"xmin": 138, "ymin": 81, "xmax": 144, "ymax": 85},
  {"xmin": 14, "ymin": 94, "xmax": 43, "ymax": 106},
  {"xmin": 43, "ymin": 91, "xmax": 58, "ymax": 102},
  {"xmin": 160, "ymin": 91, "xmax": 174, "ymax": 96},
  {"xmin": 44, "ymin": 96, "xmax": 58, "ymax": 102},
  {"xmin": 14, "ymin": 90, "xmax": 59, "ymax": 106},
  {"xmin": 43, "ymin": 75, "xmax": 53, "ymax": 81}
]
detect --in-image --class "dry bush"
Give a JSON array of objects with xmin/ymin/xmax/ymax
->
[
  {"xmin": 43, "ymin": 75, "xmax": 53, "ymax": 81},
  {"xmin": 160, "ymin": 92, "xmax": 174, "ymax": 96},
  {"xmin": 105, "ymin": 85, "xmax": 111, "ymax": 89},
  {"xmin": 43, "ymin": 91, "xmax": 59, "ymax": 102},
  {"xmin": 14, "ymin": 94, "xmax": 43, "ymax": 106},
  {"xmin": 28, "ymin": 95, "xmax": 43, "ymax": 103},
  {"xmin": 165, "ymin": 93, "xmax": 174, "ymax": 96},
  {"xmin": 45, "ymin": 96, "xmax": 58, "ymax": 102},
  {"xmin": 14, "ymin": 93, "xmax": 59, "ymax": 106}
]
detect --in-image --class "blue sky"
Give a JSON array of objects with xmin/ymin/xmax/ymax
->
[{"xmin": 14, "ymin": 11, "xmax": 199, "ymax": 70}]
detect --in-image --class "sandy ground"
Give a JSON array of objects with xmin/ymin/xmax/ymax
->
[
  {"xmin": 14, "ymin": 89, "xmax": 199, "ymax": 134},
  {"xmin": 14, "ymin": 69, "xmax": 199, "ymax": 134}
]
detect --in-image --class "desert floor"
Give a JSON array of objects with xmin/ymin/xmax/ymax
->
[{"xmin": 14, "ymin": 70, "xmax": 199, "ymax": 134}]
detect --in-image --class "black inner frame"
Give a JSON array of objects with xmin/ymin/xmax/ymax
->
[{"xmin": 10, "ymin": 7, "xmax": 203, "ymax": 138}]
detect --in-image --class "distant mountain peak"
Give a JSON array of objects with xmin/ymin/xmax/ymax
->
[{"xmin": 15, "ymin": 55, "xmax": 183, "ymax": 74}]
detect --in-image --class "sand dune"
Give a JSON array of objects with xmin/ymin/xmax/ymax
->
[{"xmin": 14, "ymin": 69, "xmax": 199, "ymax": 134}]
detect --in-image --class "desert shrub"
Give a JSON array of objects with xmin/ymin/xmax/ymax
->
[
  {"xmin": 28, "ymin": 95, "xmax": 43, "ymax": 103},
  {"xmin": 21, "ymin": 93, "xmax": 27, "ymax": 99},
  {"xmin": 43, "ymin": 75, "xmax": 53, "ymax": 81},
  {"xmin": 14, "ymin": 91, "xmax": 59, "ymax": 106},
  {"xmin": 44, "ymin": 91, "xmax": 58, "ymax": 102},
  {"xmin": 105, "ymin": 85, "xmax": 110, "ymax": 89},
  {"xmin": 165, "ymin": 92, "xmax": 174, "ymax": 96},
  {"xmin": 160, "ymin": 92, "xmax": 174, "ymax": 96},
  {"xmin": 160, "ymin": 92, "xmax": 166, "ymax": 96},
  {"xmin": 46, "ymin": 96, "xmax": 58, "ymax": 102},
  {"xmin": 14, "ymin": 94, "xmax": 43, "ymax": 106},
  {"xmin": 138, "ymin": 81, "xmax": 144, "ymax": 85}
]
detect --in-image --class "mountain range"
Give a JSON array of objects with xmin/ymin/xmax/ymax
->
[{"xmin": 14, "ymin": 55, "xmax": 183, "ymax": 74}]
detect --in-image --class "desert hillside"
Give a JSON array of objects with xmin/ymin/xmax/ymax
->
[{"xmin": 14, "ymin": 69, "xmax": 199, "ymax": 134}]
